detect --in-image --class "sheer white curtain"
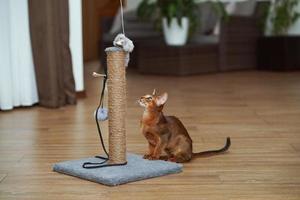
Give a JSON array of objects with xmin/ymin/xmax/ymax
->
[{"xmin": 0, "ymin": 0, "xmax": 38, "ymax": 110}]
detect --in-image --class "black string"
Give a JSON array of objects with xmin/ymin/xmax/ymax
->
[{"xmin": 82, "ymin": 71, "xmax": 127, "ymax": 169}]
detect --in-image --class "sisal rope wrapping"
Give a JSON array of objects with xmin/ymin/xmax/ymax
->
[{"xmin": 106, "ymin": 48, "xmax": 127, "ymax": 164}]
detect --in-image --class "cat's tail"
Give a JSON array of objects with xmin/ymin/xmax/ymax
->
[{"xmin": 192, "ymin": 137, "xmax": 231, "ymax": 158}]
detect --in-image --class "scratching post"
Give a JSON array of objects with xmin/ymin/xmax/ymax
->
[
  {"xmin": 105, "ymin": 47, "xmax": 127, "ymax": 164},
  {"xmin": 53, "ymin": 48, "xmax": 183, "ymax": 187}
]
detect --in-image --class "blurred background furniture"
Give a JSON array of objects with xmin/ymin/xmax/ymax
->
[
  {"xmin": 137, "ymin": 38, "xmax": 218, "ymax": 75},
  {"xmin": 257, "ymin": 36, "xmax": 300, "ymax": 71},
  {"xmin": 219, "ymin": 15, "xmax": 261, "ymax": 71},
  {"xmin": 100, "ymin": 1, "xmax": 268, "ymax": 75}
]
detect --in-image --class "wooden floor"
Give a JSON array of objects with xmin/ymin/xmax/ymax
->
[{"xmin": 1, "ymin": 64, "xmax": 300, "ymax": 199}]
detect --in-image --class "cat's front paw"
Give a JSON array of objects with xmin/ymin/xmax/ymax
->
[
  {"xmin": 148, "ymin": 155, "xmax": 159, "ymax": 160},
  {"xmin": 143, "ymin": 154, "xmax": 151, "ymax": 159},
  {"xmin": 159, "ymin": 155, "xmax": 169, "ymax": 161}
]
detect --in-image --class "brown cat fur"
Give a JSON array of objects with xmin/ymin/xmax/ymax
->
[{"xmin": 139, "ymin": 89, "xmax": 231, "ymax": 163}]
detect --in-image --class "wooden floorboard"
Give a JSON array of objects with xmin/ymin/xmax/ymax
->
[
  {"xmin": 0, "ymin": 174, "xmax": 6, "ymax": 183},
  {"xmin": 1, "ymin": 64, "xmax": 300, "ymax": 199}
]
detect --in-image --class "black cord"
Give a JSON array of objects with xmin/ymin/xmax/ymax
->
[
  {"xmin": 95, "ymin": 77, "xmax": 109, "ymax": 157},
  {"xmin": 82, "ymin": 74, "xmax": 127, "ymax": 169}
]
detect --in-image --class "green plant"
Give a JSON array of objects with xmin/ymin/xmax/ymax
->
[
  {"xmin": 137, "ymin": 0, "xmax": 227, "ymax": 36},
  {"xmin": 271, "ymin": 0, "xmax": 300, "ymax": 35},
  {"xmin": 208, "ymin": 0, "xmax": 229, "ymax": 23},
  {"xmin": 257, "ymin": 2, "xmax": 271, "ymax": 33}
]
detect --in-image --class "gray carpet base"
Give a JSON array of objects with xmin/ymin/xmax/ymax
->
[{"xmin": 53, "ymin": 153, "xmax": 183, "ymax": 186}]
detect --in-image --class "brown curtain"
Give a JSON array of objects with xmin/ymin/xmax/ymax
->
[{"xmin": 28, "ymin": 0, "xmax": 76, "ymax": 108}]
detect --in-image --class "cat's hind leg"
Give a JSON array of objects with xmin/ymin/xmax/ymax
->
[
  {"xmin": 171, "ymin": 152, "xmax": 192, "ymax": 163},
  {"xmin": 166, "ymin": 136, "xmax": 192, "ymax": 163},
  {"xmin": 166, "ymin": 146, "xmax": 192, "ymax": 163}
]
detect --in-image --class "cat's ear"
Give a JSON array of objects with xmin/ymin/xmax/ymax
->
[
  {"xmin": 156, "ymin": 92, "xmax": 168, "ymax": 106},
  {"xmin": 152, "ymin": 89, "xmax": 157, "ymax": 96}
]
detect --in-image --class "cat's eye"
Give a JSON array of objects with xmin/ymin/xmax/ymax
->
[{"xmin": 146, "ymin": 97, "xmax": 152, "ymax": 101}]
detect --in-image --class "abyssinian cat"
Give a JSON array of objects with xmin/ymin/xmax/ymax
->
[{"xmin": 138, "ymin": 89, "xmax": 231, "ymax": 163}]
